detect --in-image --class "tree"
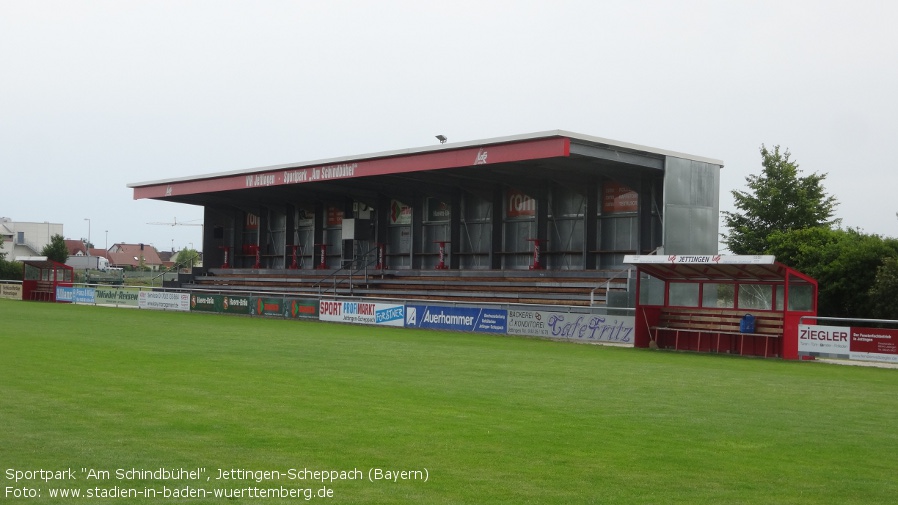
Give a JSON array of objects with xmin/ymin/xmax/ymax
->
[
  {"xmin": 868, "ymin": 257, "xmax": 898, "ymax": 320},
  {"xmin": 174, "ymin": 247, "xmax": 200, "ymax": 270},
  {"xmin": 41, "ymin": 234, "xmax": 69, "ymax": 264},
  {"xmin": 721, "ymin": 145, "xmax": 839, "ymax": 254},
  {"xmin": 0, "ymin": 234, "xmax": 23, "ymax": 280},
  {"xmin": 766, "ymin": 227, "xmax": 898, "ymax": 318}
]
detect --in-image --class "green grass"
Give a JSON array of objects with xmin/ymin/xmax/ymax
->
[{"xmin": 2, "ymin": 299, "xmax": 897, "ymax": 504}]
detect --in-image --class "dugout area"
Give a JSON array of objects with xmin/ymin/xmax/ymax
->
[
  {"xmin": 130, "ymin": 131, "xmax": 724, "ymax": 277},
  {"xmin": 21, "ymin": 258, "xmax": 74, "ymax": 302},
  {"xmin": 627, "ymin": 255, "xmax": 818, "ymax": 359}
]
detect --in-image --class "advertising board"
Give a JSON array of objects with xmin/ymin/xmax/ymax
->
[
  {"xmin": 254, "ymin": 297, "xmax": 283, "ymax": 317},
  {"xmin": 0, "ymin": 283, "xmax": 22, "ymax": 300},
  {"xmin": 507, "ymin": 309, "xmax": 635, "ymax": 344},
  {"xmin": 849, "ymin": 327, "xmax": 898, "ymax": 363},
  {"xmin": 56, "ymin": 286, "xmax": 96, "ymax": 304},
  {"xmin": 405, "ymin": 305, "xmax": 507, "ymax": 333},
  {"xmin": 426, "ymin": 198, "xmax": 451, "ymax": 222},
  {"xmin": 189, "ymin": 294, "xmax": 252, "ymax": 314},
  {"xmin": 94, "ymin": 287, "xmax": 140, "ymax": 307},
  {"xmin": 390, "ymin": 199, "xmax": 412, "ymax": 225},
  {"xmin": 602, "ymin": 181, "xmax": 638, "ymax": 214},
  {"xmin": 506, "ymin": 188, "xmax": 536, "ymax": 218},
  {"xmin": 138, "ymin": 291, "xmax": 190, "ymax": 311},
  {"xmin": 798, "ymin": 325, "xmax": 850, "ymax": 357},
  {"xmin": 799, "ymin": 324, "xmax": 898, "ymax": 363},
  {"xmin": 319, "ymin": 300, "xmax": 404, "ymax": 326},
  {"xmin": 285, "ymin": 298, "xmax": 319, "ymax": 319}
]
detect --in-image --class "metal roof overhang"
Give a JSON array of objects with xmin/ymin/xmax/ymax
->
[
  {"xmin": 21, "ymin": 258, "xmax": 72, "ymax": 270},
  {"xmin": 624, "ymin": 255, "xmax": 814, "ymax": 284},
  {"xmin": 128, "ymin": 130, "xmax": 723, "ymax": 207}
]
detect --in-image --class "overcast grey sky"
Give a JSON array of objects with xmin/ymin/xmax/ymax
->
[{"xmin": 2, "ymin": 0, "xmax": 896, "ymax": 253}]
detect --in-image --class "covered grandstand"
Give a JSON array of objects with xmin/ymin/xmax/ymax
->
[{"xmin": 129, "ymin": 130, "xmax": 723, "ymax": 306}]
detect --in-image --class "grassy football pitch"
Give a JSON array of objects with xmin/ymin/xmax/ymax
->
[{"xmin": 1, "ymin": 299, "xmax": 897, "ymax": 504}]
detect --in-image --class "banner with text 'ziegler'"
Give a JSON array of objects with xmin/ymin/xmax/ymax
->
[{"xmin": 799, "ymin": 324, "xmax": 898, "ymax": 363}]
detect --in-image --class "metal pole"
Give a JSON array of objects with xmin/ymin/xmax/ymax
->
[{"xmin": 84, "ymin": 218, "xmax": 91, "ymax": 265}]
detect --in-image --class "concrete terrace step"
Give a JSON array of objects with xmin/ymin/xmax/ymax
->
[{"xmin": 188, "ymin": 268, "xmax": 632, "ymax": 307}]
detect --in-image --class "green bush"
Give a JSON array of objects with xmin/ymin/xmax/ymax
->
[{"xmin": 0, "ymin": 259, "xmax": 23, "ymax": 281}]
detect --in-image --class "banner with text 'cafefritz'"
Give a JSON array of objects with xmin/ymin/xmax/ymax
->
[{"xmin": 507, "ymin": 309, "xmax": 634, "ymax": 344}]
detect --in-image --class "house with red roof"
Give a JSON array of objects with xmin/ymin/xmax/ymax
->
[{"xmin": 108, "ymin": 243, "xmax": 164, "ymax": 271}]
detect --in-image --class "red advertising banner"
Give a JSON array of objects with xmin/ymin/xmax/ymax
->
[
  {"xmin": 133, "ymin": 138, "xmax": 570, "ymax": 200},
  {"xmin": 851, "ymin": 327, "xmax": 898, "ymax": 355},
  {"xmin": 245, "ymin": 213, "xmax": 259, "ymax": 230},
  {"xmin": 506, "ymin": 189, "xmax": 536, "ymax": 218},
  {"xmin": 602, "ymin": 182, "xmax": 638, "ymax": 214},
  {"xmin": 326, "ymin": 206, "xmax": 344, "ymax": 227}
]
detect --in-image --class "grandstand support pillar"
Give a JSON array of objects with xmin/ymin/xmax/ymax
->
[
  {"xmin": 490, "ymin": 187, "xmax": 503, "ymax": 269},
  {"xmin": 449, "ymin": 189, "xmax": 461, "ymax": 269},
  {"xmin": 258, "ymin": 208, "xmax": 269, "ymax": 268},
  {"xmin": 313, "ymin": 201, "xmax": 325, "ymax": 262},
  {"xmin": 411, "ymin": 195, "xmax": 424, "ymax": 269},
  {"xmin": 639, "ymin": 175, "xmax": 664, "ymax": 254},
  {"xmin": 584, "ymin": 181, "xmax": 599, "ymax": 269},
  {"xmin": 285, "ymin": 204, "xmax": 297, "ymax": 269},
  {"xmin": 535, "ymin": 184, "xmax": 549, "ymax": 260}
]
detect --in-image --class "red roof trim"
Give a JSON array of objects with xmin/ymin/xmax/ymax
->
[{"xmin": 133, "ymin": 138, "xmax": 569, "ymax": 200}]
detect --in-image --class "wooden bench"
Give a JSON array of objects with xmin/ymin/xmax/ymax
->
[
  {"xmin": 652, "ymin": 308, "xmax": 784, "ymax": 357},
  {"xmin": 31, "ymin": 280, "xmax": 54, "ymax": 301}
]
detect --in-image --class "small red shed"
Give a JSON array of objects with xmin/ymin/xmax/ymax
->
[
  {"xmin": 21, "ymin": 257, "xmax": 74, "ymax": 302},
  {"xmin": 625, "ymin": 255, "xmax": 818, "ymax": 359}
]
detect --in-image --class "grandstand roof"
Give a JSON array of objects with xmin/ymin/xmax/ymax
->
[{"xmin": 128, "ymin": 130, "xmax": 724, "ymax": 206}]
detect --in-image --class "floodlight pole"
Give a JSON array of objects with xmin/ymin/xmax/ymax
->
[{"xmin": 84, "ymin": 218, "xmax": 91, "ymax": 258}]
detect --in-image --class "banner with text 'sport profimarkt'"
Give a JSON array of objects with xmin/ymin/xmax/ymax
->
[{"xmin": 319, "ymin": 300, "xmax": 405, "ymax": 326}]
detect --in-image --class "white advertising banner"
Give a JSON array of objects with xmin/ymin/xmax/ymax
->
[
  {"xmin": 0, "ymin": 283, "xmax": 22, "ymax": 300},
  {"xmin": 138, "ymin": 291, "xmax": 191, "ymax": 311},
  {"xmin": 319, "ymin": 300, "xmax": 405, "ymax": 326},
  {"xmin": 798, "ymin": 324, "xmax": 850, "ymax": 357},
  {"xmin": 623, "ymin": 254, "xmax": 776, "ymax": 265},
  {"xmin": 507, "ymin": 309, "xmax": 635, "ymax": 345}
]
